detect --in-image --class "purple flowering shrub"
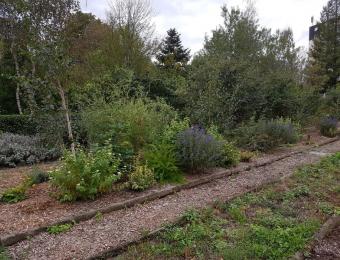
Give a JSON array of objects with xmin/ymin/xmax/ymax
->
[
  {"xmin": 320, "ymin": 116, "xmax": 338, "ymax": 138},
  {"xmin": 176, "ymin": 126, "xmax": 224, "ymax": 172}
]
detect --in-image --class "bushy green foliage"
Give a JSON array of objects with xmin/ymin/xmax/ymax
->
[
  {"xmin": 221, "ymin": 142, "xmax": 240, "ymax": 167},
  {"xmin": 129, "ymin": 164, "xmax": 156, "ymax": 191},
  {"xmin": 82, "ymin": 99, "xmax": 177, "ymax": 152},
  {"xmin": 144, "ymin": 143, "xmax": 183, "ymax": 183},
  {"xmin": 323, "ymin": 86, "xmax": 340, "ymax": 118},
  {"xmin": 0, "ymin": 133, "xmax": 61, "ymax": 167},
  {"xmin": 320, "ymin": 116, "xmax": 338, "ymax": 137},
  {"xmin": 185, "ymin": 5, "xmax": 305, "ymax": 131},
  {"xmin": 208, "ymin": 125, "xmax": 240, "ymax": 167},
  {"xmin": 47, "ymin": 223, "xmax": 74, "ymax": 235},
  {"xmin": 0, "ymin": 115, "xmax": 37, "ymax": 135},
  {"xmin": 235, "ymin": 118, "xmax": 301, "ymax": 152},
  {"xmin": 0, "ymin": 185, "xmax": 26, "ymax": 203},
  {"xmin": 28, "ymin": 168, "xmax": 50, "ymax": 185},
  {"xmin": 51, "ymin": 145, "xmax": 121, "ymax": 202},
  {"xmin": 160, "ymin": 118, "xmax": 190, "ymax": 145}
]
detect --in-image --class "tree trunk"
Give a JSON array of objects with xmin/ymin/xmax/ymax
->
[
  {"xmin": 57, "ymin": 80, "xmax": 75, "ymax": 155},
  {"xmin": 15, "ymin": 85, "xmax": 22, "ymax": 115},
  {"xmin": 26, "ymin": 55, "xmax": 38, "ymax": 116},
  {"xmin": 10, "ymin": 41, "xmax": 23, "ymax": 115}
]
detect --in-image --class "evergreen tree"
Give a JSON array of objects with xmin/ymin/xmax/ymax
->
[
  {"xmin": 308, "ymin": 0, "xmax": 340, "ymax": 92},
  {"xmin": 156, "ymin": 28, "xmax": 190, "ymax": 70}
]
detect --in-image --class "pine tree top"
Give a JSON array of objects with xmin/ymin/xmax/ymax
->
[{"xmin": 156, "ymin": 28, "xmax": 190, "ymax": 69}]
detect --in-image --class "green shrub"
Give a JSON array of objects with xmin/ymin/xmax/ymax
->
[
  {"xmin": 82, "ymin": 99, "xmax": 177, "ymax": 152},
  {"xmin": 51, "ymin": 145, "xmax": 121, "ymax": 202},
  {"xmin": 0, "ymin": 115, "xmax": 38, "ymax": 135},
  {"xmin": 28, "ymin": 167, "xmax": 50, "ymax": 185},
  {"xmin": 221, "ymin": 142, "xmax": 240, "ymax": 167},
  {"xmin": 0, "ymin": 185, "xmax": 27, "ymax": 203},
  {"xmin": 129, "ymin": 164, "xmax": 156, "ymax": 191},
  {"xmin": 161, "ymin": 118, "xmax": 190, "ymax": 145},
  {"xmin": 144, "ymin": 143, "xmax": 184, "ymax": 183},
  {"xmin": 47, "ymin": 223, "xmax": 73, "ymax": 235},
  {"xmin": 208, "ymin": 125, "xmax": 240, "ymax": 167},
  {"xmin": 235, "ymin": 118, "xmax": 301, "ymax": 152},
  {"xmin": 320, "ymin": 116, "xmax": 338, "ymax": 138}
]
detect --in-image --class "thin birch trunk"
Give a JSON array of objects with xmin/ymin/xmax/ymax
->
[
  {"xmin": 57, "ymin": 79, "xmax": 75, "ymax": 155},
  {"xmin": 10, "ymin": 41, "xmax": 23, "ymax": 115}
]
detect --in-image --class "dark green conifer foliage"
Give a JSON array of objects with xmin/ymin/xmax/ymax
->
[{"xmin": 156, "ymin": 28, "xmax": 190, "ymax": 70}]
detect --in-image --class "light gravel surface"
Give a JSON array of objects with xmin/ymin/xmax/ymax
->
[{"xmin": 8, "ymin": 140, "xmax": 340, "ymax": 260}]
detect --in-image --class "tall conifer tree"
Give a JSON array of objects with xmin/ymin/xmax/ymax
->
[{"xmin": 156, "ymin": 28, "xmax": 190, "ymax": 70}]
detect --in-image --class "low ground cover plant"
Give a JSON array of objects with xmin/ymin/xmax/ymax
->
[
  {"xmin": 319, "ymin": 116, "xmax": 338, "ymax": 137},
  {"xmin": 0, "ymin": 246, "xmax": 9, "ymax": 260},
  {"xmin": 0, "ymin": 133, "xmax": 60, "ymax": 167},
  {"xmin": 234, "ymin": 118, "xmax": 301, "ymax": 152},
  {"xmin": 0, "ymin": 185, "xmax": 27, "ymax": 203},
  {"xmin": 47, "ymin": 223, "xmax": 74, "ymax": 235},
  {"xmin": 119, "ymin": 152, "xmax": 340, "ymax": 259},
  {"xmin": 0, "ymin": 168, "xmax": 50, "ymax": 204},
  {"xmin": 51, "ymin": 145, "xmax": 121, "ymax": 202}
]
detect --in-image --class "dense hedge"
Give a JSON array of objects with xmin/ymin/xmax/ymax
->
[
  {"xmin": 0, "ymin": 133, "xmax": 61, "ymax": 167},
  {"xmin": 0, "ymin": 115, "xmax": 38, "ymax": 135}
]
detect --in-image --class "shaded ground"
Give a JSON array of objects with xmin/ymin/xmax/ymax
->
[
  {"xmin": 308, "ymin": 226, "xmax": 340, "ymax": 259},
  {"xmin": 6, "ymin": 139, "xmax": 340, "ymax": 259}
]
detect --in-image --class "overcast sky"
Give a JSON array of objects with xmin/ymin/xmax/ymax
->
[{"xmin": 80, "ymin": 0, "xmax": 328, "ymax": 55}]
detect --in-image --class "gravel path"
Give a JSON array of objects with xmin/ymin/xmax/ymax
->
[{"xmin": 7, "ymin": 140, "xmax": 340, "ymax": 260}]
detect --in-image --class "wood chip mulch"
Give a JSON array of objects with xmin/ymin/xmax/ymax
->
[{"xmin": 6, "ymin": 139, "xmax": 340, "ymax": 259}]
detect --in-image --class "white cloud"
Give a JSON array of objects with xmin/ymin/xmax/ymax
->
[{"xmin": 80, "ymin": 0, "xmax": 329, "ymax": 55}]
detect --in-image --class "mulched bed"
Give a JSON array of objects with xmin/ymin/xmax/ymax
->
[
  {"xmin": 5, "ymin": 139, "xmax": 340, "ymax": 259},
  {"xmin": 0, "ymin": 162, "xmax": 58, "ymax": 194},
  {"xmin": 0, "ymin": 130, "xmax": 333, "ymax": 239}
]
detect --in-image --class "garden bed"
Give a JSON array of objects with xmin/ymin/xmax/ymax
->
[
  {"xmin": 2, "ymin": 138, "xmax": 339, "ymax": 259},
  {"xmin": 0, "ymin": 132, "xmax": 335, "ymax": 240}
]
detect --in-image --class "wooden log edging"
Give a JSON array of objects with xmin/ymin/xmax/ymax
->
[
  {"xmin": 291, "ymin": 216, "xmax": 340, "ymax": 260},
  {"xmin": 1, "ymin": 137, "xmax": 338, "ymax": 248}
]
